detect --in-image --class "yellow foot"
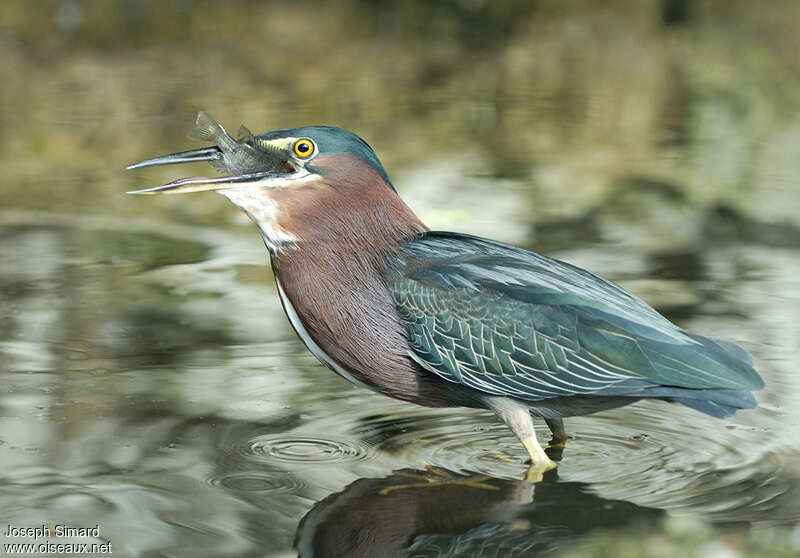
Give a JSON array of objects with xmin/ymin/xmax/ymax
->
[
  {"xmin": 524, "ymin": 462, "xmax": 557, "ymax": 483},
  {"xmin": 523, "ymin": 438, "xmax": 557, "ymax": 483},
  {"xmin": 522, "ymin": 437, "xmax": 557, "ymax": 469},
  {"xmin": 380, "ymin": 466, "xmax": 499, "ymax": 495}
]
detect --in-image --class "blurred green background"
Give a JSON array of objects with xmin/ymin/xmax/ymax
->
[
  {"xmin": 2, "ymin": 0, "xmax": 799, "ymax": 242},
  {"xmin": 1, "ymin": 1, "xmax": 799, "ymax": 557}
]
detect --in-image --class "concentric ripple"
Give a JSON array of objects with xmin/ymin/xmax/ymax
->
[
  {"xmin": 347, "ymin": 404, "xmax": 791, "ymax": 523},
  {"xmin": 208, "ymin": 472, "xmax": 304, "ymax": 494},
  {"xmin": 236, "ymin": 433, "xmax": 376, "ymax": 465},
  {"xmin": 354, "ymin": 409, "xmax": 534, "ymax": 479}
]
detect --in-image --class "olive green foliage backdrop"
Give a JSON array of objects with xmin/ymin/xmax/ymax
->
[{"xmin": 2, "ymin": 0, "xmax": 799, "ymax": 249}]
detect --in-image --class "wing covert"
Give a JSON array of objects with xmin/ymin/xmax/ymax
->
[{"xmin": 388, "ymin": 232, "xmax": 763, "ymax": 402}]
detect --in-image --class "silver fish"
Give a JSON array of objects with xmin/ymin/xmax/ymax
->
[{"xmin": 189, "ymin": 111, "xmax": 291, "ymax": 176}]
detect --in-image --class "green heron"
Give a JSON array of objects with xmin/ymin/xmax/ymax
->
[{"xmin": 128, "ymin": 113, "xmax": 764, "ymax": 476}]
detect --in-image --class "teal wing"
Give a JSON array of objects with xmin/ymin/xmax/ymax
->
[{"xmin": 388, "ymin": 232, "xmax": 763, "ymax": 410}]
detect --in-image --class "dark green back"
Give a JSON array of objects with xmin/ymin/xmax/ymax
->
[{"xmin": 388, "ymin": 232, "xmax": 763, "ymax": 404}]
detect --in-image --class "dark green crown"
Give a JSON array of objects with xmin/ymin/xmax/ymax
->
[{"xmin": 258, "ymin": 126, "xmax": 394, "ymax": 190}]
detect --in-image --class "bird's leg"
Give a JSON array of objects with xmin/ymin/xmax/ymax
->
[
  {"xmin": 522, "ymin": 435, "xmax": 557, "ymax": 482},
  {"xmin": 544, "ymin": 417, "xmax": 568, "ymax": 447},
  {"xmin": 485, "ymin": 397, "xmax": 557, "ymax": 481},
  {"xmin": 522, "ymin": 436, "xmax": 555, "ymax": 467}
]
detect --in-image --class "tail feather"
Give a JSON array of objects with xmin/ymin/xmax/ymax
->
[
  {"xmin": 624, "ymin": 382, "xmax": 758, "ymax": 418},
  {"xmin": 673, "ymin": 398, "xmax": 735, "ymax": 418},
  {"xmin": 668, "ymin": 388, "xmax": 756, "ymax": 419},
  {"xmin": 683, "ymin": 332, "xmax": 763, "ymax": 389},
  {"xmin": 711, "ymin": 337, "xmax": 754, "ymax": 366}
]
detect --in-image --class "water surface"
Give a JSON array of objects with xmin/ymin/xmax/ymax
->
[
  {"xmin": 2, "ymin": 2, "xmax": 800, "ymax": 556},
  {"xmin": 1, "ymin": 209, "xmax": 797, "ymax": 556}
]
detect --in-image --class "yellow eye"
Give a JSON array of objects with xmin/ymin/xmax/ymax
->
[{"xmin": 293, "ymin": 139, "xmax": 315, "ymax": 158}]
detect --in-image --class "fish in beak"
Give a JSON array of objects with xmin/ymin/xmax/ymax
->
[{"xmin": 126, "ymin": 112, "xmax": 296, "ymax": 195}]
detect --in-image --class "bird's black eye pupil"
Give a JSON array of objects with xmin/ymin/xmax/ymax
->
[{"xmin": 293, "ymin": 139, "xmax": 315, "ymax": 158}]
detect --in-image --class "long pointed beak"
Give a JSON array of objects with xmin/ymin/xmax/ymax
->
[
  {"xmin": 126, "ymin": 171, "xmax": 284, "ymax": 195},
  {"xmin": 126, "ymin": 146, "xmax": 285, "ymax": 195},
  {"xmin": 126, "ymin": 146, "xmax": 222, "ymax": 170}
]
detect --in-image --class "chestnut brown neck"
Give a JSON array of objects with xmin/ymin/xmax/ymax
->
[
  {"xmin": 265, "ymin": 156, "xmax": 462, "ymax": 403},
  {"xmin": 271, "ymin": 153, "xmax": 427, "ymax": 258}
]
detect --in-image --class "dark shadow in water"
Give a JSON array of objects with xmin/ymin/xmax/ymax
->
[{"xmin": 294, "ymin": 468, "xmax": 664, "ymax": 558}]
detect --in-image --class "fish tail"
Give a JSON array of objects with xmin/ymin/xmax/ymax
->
[{"xmin": 190, "ymin": 111, "xmax": 236, "ymax": 151}]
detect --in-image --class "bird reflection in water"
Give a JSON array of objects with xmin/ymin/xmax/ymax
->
[{"xmin": 294, "ymin": 467, "xmax": 663, "ymax": 558}]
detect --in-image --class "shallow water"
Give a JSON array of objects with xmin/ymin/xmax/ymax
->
[
  {"xmin": 1, "ymin": 210, "xmax": 798, "ymax": 556},
  {"xmin": 3, "ymin": 2, "xmax": 800, "ymax": 556}
]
